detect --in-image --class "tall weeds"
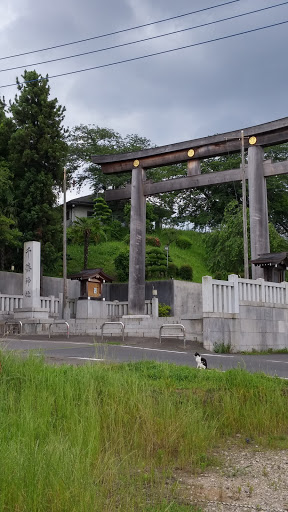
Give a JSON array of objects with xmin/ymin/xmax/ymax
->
[{"xmin": 0, "ymin": 352, "xmax": 287, "ymax": 511}]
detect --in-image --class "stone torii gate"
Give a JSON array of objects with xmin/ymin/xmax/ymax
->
[{"xmin": 92, "ymin": 117, "xmax": 288, "ymax": 315}]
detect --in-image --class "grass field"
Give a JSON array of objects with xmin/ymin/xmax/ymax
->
[{"xmin": 1, "ymin": 351, "xmax": 288, "ymax": 511}]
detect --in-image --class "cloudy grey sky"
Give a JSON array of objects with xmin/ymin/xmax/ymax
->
[{"xmin": 1, "ymin": 0, "xmax": 288, "ymax": 199}]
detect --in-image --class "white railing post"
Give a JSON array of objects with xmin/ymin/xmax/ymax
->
[
  {"xmin": 50, "ymin": 295, "xmax": 55, "ymax": 315},
  {"xmin": 285, "ymin": 282, "xmax": 288, "ymax": 305},
  {"xmin": 257, "ymin": 278, "xmax": 265, "ymax": 302},
  {"xmin": 152, "ymin": 297, "xmax": 158, "ymax": 318},
  {"xmin": 228, "ymin": 274, "xmax": 240, "ymax": 313},
  {"xmin": 59, "ymin": 293, "xmax": 63, "ymax": 317},
  {"xmin": 202, "ymin": 276, "xmax": 214, "ymax": 313}
]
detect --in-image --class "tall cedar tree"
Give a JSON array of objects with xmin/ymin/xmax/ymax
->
[
  {"xmin": 9, "ymin": 71, "xmax": 67, "ymax": 272},
  {"xmin": 0, "ymin": 99, "xmax": 22, "ymax": 270}
]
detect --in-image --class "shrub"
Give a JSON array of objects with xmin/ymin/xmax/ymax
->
[
  {"xmin": 146, "ymin": 247, "xmax": 167, "ymax": 279},
  {"xmin": 114, "ymin": 250, "xmax": 129, "ymax": 281},
  {"xmin": 149, "ymin": 265, "xmax": 167, "ymax": 276},
  {"xmin": 123, "ymin": 234, "xmax": 130, "ymax": 244},
  {"xmin": 178, "ymin": 264, "xmax": 193, "ymax": 281},
  {"xmin": 167, "ymin": 263, "xmax": 178, "ymax": 278},
  {"xmin": 175, "ymin": 236, "xmax": 192, "ymax": 249},
  {"xmin": 158, "ymin": 303, "xmax": 171, "ymax": 317},
  {"xmin": 107, "ymin": 220, "xmax": 127, "ymax": 241},
  {"xmin": 146, "ymin": 236, "xmax": 161, "ymax": 247}
]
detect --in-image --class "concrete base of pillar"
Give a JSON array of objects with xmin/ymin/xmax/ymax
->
[
  {"xmin": 122, "ymin": 315, "xmax": 150, "ymax": 319},
  {"xmin": 14, "ymin": 307, "xmax": 49, "ymax": 319}
]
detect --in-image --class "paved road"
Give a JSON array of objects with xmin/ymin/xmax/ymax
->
[{"xmin": 1, "ymin": 334, "xmax": 288, "ymax": 379}]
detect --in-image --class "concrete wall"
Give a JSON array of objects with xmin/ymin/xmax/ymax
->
[
  {"xmin": 0, "ymin": 271, "xmax": 80, "ymax": 298},
  {"xmin": 103, "ymin": 280, "xmax": 175, "ymax": 312},
  {"xmin": 0, "ymin": 272, "xmax": 23, "ymax": 294},
  {"xmin": 102, "ymin": 283, "xmax": 128, "ymax": 302},
  {"xmin": 173, "ymin": 280, "xmax": 202, "ymax": 318},
  {"xmin": 68, "ymin": 315, "xmax": 202, "ymax": 342},
  {"xmin": 42, "ymin": 276, "xmax": 80, "ymax": 299},
  {"xmin": 203, "ymin": 302, "xmax": 288, "ymax": 352}
]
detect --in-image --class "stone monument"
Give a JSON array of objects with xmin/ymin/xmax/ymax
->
[{"xmin": 14, "ymin": 241, "xmax": 49, "ymax": 319}]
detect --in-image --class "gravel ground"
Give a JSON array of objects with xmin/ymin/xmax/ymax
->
[{"xmin": 177, "ymin": 445, "xmax": 288, "ymax": 512}]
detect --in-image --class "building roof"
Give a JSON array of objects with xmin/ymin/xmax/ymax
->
[
  {"xmin": 68, "ymin": 268, "xmax": 113, "ymax": 282},
  {"xmin": 250, "ymin": 252, "xmax": 288, "ymax": 266},
  {"xmin": 66, "ymin": 194, "xmax": 94, "ymax": 207}
]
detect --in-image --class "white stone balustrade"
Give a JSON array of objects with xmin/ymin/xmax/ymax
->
[
  {"xmin": 0, "ymin": 294, "xmax": 23, "ymax": 313},
  {"xmin": 202, "ymin": 275, "xmax": 239, "ymax": 314},
  {"xmin": 203, "ymin": 274, "xmax": 288, "ymax": 314},
  {"xmin": 0, "ymin": 293, "xmax": 60, "ymax": 317},
  {"xmin": 106, "ymin": 300, "xmax": 153, "ymax": 318},
  {"xmin": 40, "ymin": 296, "xmax": 60, "ymax": 316}
]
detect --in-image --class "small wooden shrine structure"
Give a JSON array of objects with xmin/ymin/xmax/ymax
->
[
  {"xmin": 250, "ymin": 252, "xmax": 288, "ymax": 282},
  {"xmin": 68, "ymin": 268, "xmax": 113, "ymax": 299}
]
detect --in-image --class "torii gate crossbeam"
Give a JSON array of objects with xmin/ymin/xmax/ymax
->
[{"xmin": 92, "ymin": 117, "xmax": 288, "ymax": 315}]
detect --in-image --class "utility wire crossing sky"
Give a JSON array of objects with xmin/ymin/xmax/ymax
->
[{"xmin": 1, "ymin": 0, "xmax": 287, "ymax": 189}]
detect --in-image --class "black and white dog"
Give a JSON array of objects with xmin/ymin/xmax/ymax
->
[{"xmin": 194, "ymin": 352, "xmax": 208, "ymax": 369}]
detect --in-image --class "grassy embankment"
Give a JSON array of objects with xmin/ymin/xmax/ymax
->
[
  {"xmin": 67, "ymin": 229, "xmax": 209, "ymax": 282},
  {"xmin": 1, "ymin": 351, "xmax": 287, "ymax": 511}
]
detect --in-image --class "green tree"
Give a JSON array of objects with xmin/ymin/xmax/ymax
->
[
  {"xmin": 66, "ymin": 125, "xmax": 151, "ymax": 192},
  {"xmin": 9, "ymin": 70, "xmax": 67, "ymax": 273},
  {"xmin": 0, "ymin": 99, "xmax": 22, "ymax": 269},
  {"xmin": 205, "ymin": 201, "xmax": 248, "ymax": 279},
  {"xmin": 0, "ymin": 216, "xmax": 22, "ymax": 270},
  {"xmin": 161, "ymin": 228, "xmax": 179, "ymax": 246},
  {"xmin": 205, "ymin": 200, "xmax": 288, "ymax": 280},
  {"xmin": 124, "ymin": 201, "xmax": 159, "ymax": 232},
  {"xmin": 66, "ymin": 125, "xmax": 182, "ymax": 226},
  {"xmin": 176, "ymin": 146, "xmax": 288, "ymax": 234},
  {"xmin": 176, "ymin": 154, "xmax": 243, "ymax": 229},
  {"xmin": 93, "ymin": 197, "xmax": 112, "ymax": 224},
  {"xmin": 69, "ymin": 217, "xmax": 105, "ymax": 270}
]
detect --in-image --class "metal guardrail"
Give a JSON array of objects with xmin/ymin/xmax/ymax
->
[
  {"xmin": 48, "ymin": 321, "xmax": 69, "ymax": 339},
  {"xmin": 3, "ymin": 320, "xmax": 23, "ymax": 336},
  {"xmin": 0, "ymin": 320, "xmax": 70, "ymax": 338},
  {"xmin": 101, "ymin": 321, "xmax": 125, "ymax": 342},
  {"xmin": 159, "ymin": 323, "xmax": 186, "ymax": 347}
]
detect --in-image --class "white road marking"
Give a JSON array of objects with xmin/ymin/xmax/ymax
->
[
  {"xmin": 265, "ymin": 359, "xmax": 288, "ymax": 364},
  {"xmin": 202, "ymin": 353, "xmax": 235, "ymax": 358},
  {"xmin": 7, "ymin": 338, "xmax": 94, "ymax": 346},
  {"xmin": 120, "ymin": 345, "xmax": 187, "ymax": 354},
  {"xmin": 67, "ymin": 357, "xmax": 104, "ymax": 361}
]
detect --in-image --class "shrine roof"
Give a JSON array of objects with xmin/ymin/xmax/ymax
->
[
  {"xmin": 250, "ymin": 252, "xmax": 288, "ymax": 266},
  {"xmin": 68, "ymin": 268, "xmax": 113, "ymax": 282}
]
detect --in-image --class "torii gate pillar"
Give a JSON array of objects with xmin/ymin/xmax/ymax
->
[
  {"xmin": 248, "ymin": 145, "xmax": 270, "ymax": 279},
  {"xmin": 128, "ymin": 166, "xmax": 146, "ymax": 314}
]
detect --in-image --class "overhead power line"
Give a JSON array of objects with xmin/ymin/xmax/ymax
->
[
  {"xmin": 1, "ymin": 1, "xmax": 287, "ymax": 74},
  {"xmin": 0, "ymin": 0, "xmax": 242, "ymax": 61},
  {"xmin": 1, "ymin": 19, "xmax": 287, "ymax": 90}
]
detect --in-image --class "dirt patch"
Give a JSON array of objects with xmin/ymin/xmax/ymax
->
[{"xmin": 176, "ymin": 445, "xmax": 288, "ymax": 511}]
